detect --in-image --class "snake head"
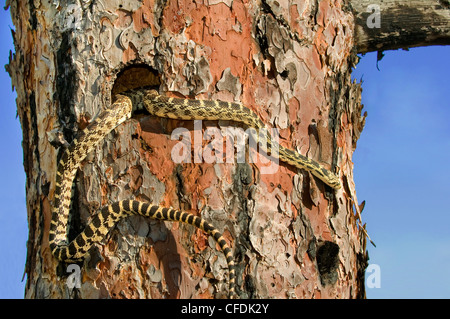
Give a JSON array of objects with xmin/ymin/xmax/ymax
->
[{"xmin": 329, "ymin": 178, "xmax": 342, "ymax": 190}]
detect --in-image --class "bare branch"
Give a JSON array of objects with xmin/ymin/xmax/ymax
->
[{"xmin": 351, "ymin": 0, "xmax": 450, "ymax": 53}]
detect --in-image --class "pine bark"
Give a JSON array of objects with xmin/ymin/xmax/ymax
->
[{"xmin": 9, "ymin": 0, "xmax": 376, "ymax": 299}]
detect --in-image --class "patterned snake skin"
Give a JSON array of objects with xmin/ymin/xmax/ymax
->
[{"xmin": 49, "ymin": 89, "xmax": 341, "ymax": 298}]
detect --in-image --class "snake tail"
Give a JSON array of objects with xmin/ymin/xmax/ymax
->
[{"xmin": 50, "ymin": 200, "xmax": 236, "ymax": 297}]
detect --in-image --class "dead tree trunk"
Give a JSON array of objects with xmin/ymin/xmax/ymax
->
[{"xmin": 8, "ymin": 0, "xmax": 447, "ymax": 299}]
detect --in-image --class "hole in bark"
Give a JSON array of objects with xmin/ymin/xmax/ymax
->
[
  {"xmin": 316, "ymin": 241, "xmax": 340, "ymax": 286},
  {"xmin": 280, "ymin": 70, "xmax": 289, "ymax": 79},
  {"xmin": 112, "ymin": 64, "xmax": 161, "ymax": 97}
]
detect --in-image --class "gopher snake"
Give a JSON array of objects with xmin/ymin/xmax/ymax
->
[{"xmin": 49, "ymin": 89, "xmax": 341, "ymax": 298}]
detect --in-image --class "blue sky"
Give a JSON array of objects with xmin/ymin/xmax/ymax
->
[
  {"xmin": 0, "ymin": 6, "xmax": 449, "ymax": 298},
  {"xmin": 0, "ymin": 8, "xmax": 28, "ymax": 298},
  {"xmin": 352, "ymin": 46, "xmax": 450, "ymax": 298}
]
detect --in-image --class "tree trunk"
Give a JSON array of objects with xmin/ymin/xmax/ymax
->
[{"xmin": 11, "ymin": 0, "xmax": 445, "ymax": 299}]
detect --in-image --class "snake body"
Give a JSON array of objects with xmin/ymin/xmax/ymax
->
[{"xmin": 49, "ymin": 89, "xmax": 341, "ymax": 298}]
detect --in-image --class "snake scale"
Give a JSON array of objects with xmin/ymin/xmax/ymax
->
[{"xmin": 49, "ymin": 89, "xmax": 341, "ymax": 298}]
